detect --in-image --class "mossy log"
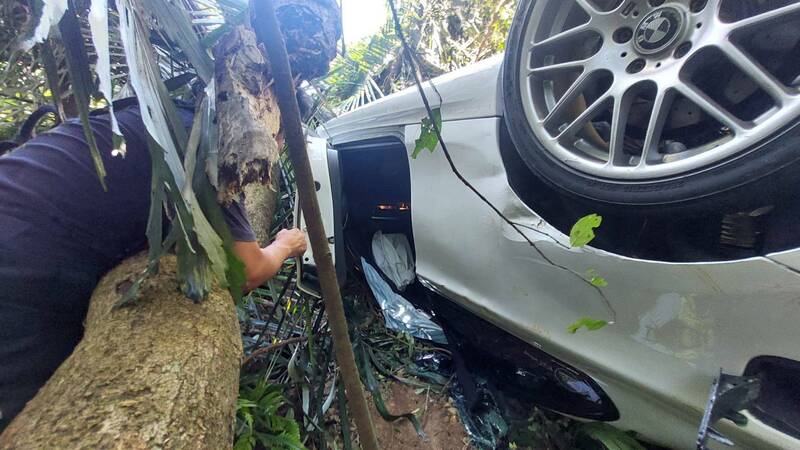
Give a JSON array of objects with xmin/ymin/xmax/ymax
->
[{"xmin": 0, "ymin": 254, "xmax": 242, "ymax": 449}]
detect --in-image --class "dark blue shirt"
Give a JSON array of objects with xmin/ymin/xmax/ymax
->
[
  {"xmin": 0, "ymin": 102, "xmax": 256, "ymax": 316},
  {"xmin": 0, "ymin": 102, "xmax": 257, "ymax": 430}
]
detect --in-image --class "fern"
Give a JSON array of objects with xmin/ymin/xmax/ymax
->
[{"xmin": 235, "ymin": 382, "xmax": 306, "ymax": 450}]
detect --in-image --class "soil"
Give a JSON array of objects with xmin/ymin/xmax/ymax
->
[
  {"xmin": 370, "ymin": 382, "xmax": 472, "ymax": 450},
  {"xmin": 329, "ymin": 381, "xmax": 473, "ymax": 450}
]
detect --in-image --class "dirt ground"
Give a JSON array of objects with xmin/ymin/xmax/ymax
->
[
  {"xmin": 329, "ymin": 381, "xmax": 472, "ymax": 449},
  {"xmin": 371, "ymin": 382, "xmax": 472, "ymax": 450}
]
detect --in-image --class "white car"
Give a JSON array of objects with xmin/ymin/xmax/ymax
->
[{"xmin": 299, "ymin": 1, "xmax": 800, "ymax": 449}]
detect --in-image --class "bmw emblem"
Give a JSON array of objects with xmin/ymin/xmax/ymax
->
[{"xmin": 634, "ymin": 7, "xmax": 684, "ymax": 54}]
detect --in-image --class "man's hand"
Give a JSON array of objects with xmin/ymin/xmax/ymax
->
[
  {"xmin": 273, "ymin": 228, "xmax": 307, "ymax": 258},
  {"xmin": 233, "ymin": 228, "xmax": 308, "ymax": 292}
]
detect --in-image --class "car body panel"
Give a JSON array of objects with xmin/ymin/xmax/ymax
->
[
  {"xmin": 314, "ymin": 57, "xmax": 800, "ymax": 449},
  {"xmin": 295, "ymin": 135, "xmax": 336, "ymax": 296},
  {"xmin": 406, "ymin": 117, "xmax": 800, "ymax": 450},
  {"xmin": 322, "ymin": 55, "xmax": 504, "ymax": 145}
]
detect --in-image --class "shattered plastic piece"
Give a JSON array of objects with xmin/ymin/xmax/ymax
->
[
  {"xmin": 450, "ymin": 377, "xmax": 509, "ymax": 449},
  {"xmin": 409, "ymin": 349, "xmax": 509, "ymax": 449},
  {"xmin": 371, "ymin": 231, "xmax": 416, "ymax": 291},
  {"xmin": 361, "ymin": 258, "xmax": 446, "ymax": 344}
]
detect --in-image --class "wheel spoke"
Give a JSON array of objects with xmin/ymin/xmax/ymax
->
[
  {"xmin": 676, "ymin": 83, "xmax": 745, "ymax": 133},
  {"xmin": 574, "ymin": 0, "xmax": 602, "ymax": 16},
  {"xmin": 529, "ymin": 58, "xmax": 588, "ymax": 76},
  {"xmin": 544, "ymin": 71, "xmax": 594, "ymax": 125},
  {"xmin": 639, "ymin": 88, "xmax": 676, "ymax": 167},
  {"xmin": 717, "ymin": 40, "xmax": 791, "ymax": 105},
  {"xmin": 532, "ymin": 23, "xmax": 593, "ymax": 49},
  {"xmin": 556, "ymin": 92, "xmax": 612, "ymax": 139},
  {"xmin": 607, "ymin": 95, "xmax": 629, "ymax": 166},
  {"xmin": 726, "ymin": 2, "xmax": 800, "ymax": 30}
]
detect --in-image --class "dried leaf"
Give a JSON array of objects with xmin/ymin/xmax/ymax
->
[
  {"xmin": 88, "ymin": 0, "xmax": 125, "ymax": 154},
  {"xmin": 20, "ymin": 0, "xmax": 68, "ymax": 50}
]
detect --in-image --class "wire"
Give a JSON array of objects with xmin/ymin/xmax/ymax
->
[
  {"xmin": 387, "ymin": 0, "xmax": 540, "ymax": 252},
  {"xmin": 386, "ymin": 0, "xmax": 616, "ymax": 322}
]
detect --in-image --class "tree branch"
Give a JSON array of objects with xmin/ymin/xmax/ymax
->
[{"xmin": 250, "ymin": 1, "xmax": 380, "ymax": 449}]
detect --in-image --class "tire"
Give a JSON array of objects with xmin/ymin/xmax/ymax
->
[{"xmin": 502, "ymin": 0, "xmax": 800, "ymax": 211}]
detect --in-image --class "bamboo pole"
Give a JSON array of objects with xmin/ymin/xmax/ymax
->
[{"xmin": 249, "ymin": 2, "xmax": 380, "ymax": 449}]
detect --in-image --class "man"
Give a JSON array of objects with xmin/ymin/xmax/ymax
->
[{"xmin": 0, "ymin": 101, "xmax": 307, "ymax": 431}]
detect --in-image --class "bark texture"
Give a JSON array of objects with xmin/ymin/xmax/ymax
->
[
  {"xmin": 243, "ymin": 160, "xmax": 280, "ymax": 246},
  {"xmin": 272, "ymin": 0, "xmax": 341, "ymax": 80},
  {"xmin": 0, "ymin": 254, "xmax": 242, "ymax": 450},
  {"xmin": 214, "ymin": 26, "xmax": 282, "ymax": 205}
]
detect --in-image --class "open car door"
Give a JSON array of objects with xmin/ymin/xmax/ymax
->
[{"xmin": 294, "ymin": 135, "xmax": 344, "ymax": 296}]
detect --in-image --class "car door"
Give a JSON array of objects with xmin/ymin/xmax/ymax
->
[{"xmin": 294, "ymin": 135, "xmax": 344, "ymax": 296}]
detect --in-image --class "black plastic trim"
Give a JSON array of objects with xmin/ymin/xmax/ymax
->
[
  {"xmin": 327, "ymin": 147, "xmax": 347, "ymax": 286},
  {"xmin": 744, "ymin": 355, "xmax": 800, "ymax": 440}
]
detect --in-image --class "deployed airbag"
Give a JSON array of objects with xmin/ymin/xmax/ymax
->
[{"xmin": 371, "ymin": 231, "xmax": 416, "ymax": 291}]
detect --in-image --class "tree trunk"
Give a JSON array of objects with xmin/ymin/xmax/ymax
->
[
  {"xmin": 0, "ymin": 254, "xmax": 242, "ymax": 449},
  {"xmin": 214, "ymin": 26, "xmax": 282, "ymax": 206},
  {"xmin": 215, "ymin": 24, "xmax": 283, "ymax": 245},
  {"xmin": 244, "ymin": 163, "xmax": 281, "ymax": 246}
]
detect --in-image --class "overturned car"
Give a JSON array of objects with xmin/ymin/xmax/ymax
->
[{"xmin": 298, "ymin": 1, "xmax": 800, "ymax": 449}]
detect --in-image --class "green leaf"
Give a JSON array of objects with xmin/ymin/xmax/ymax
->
[
  {"xmin": 233, "ymin": 433, "xmax": 255, "ymax": 450},
  {"xmin": 141, "ymin": 0, "xmax": 214, "ymax": 83},
  {"xmin": 58, "ymin": 3, "xmax": 108, "ymax": 190},
  {"xmin": 145, "ymin": 136, "xmax": 168, "ymax": 264},
  {"xmin": 116, "ymin": 226, "xmax": 179, "ymax": 307},
  {"xmin": 570, "ymin": 213, "xmax": 602, "ymax": 248},
  {"xmin": 354, "ymin": 338, "xmax": 427, "ymax": 438},
  {"xmin": 579, "ymin": 423, "xmax": 646, "ymax": 450},
  {"xmin": 586, "ymin": 269, "xmax": 608, "ymax": 287},
  {"xmin": 567, "ymin": 317, "xmax": 608, "ymax": 334},
  {"xmin": 181, "ymin": 96, "xmax": 229, "ymax": 296},
  {"xmin": 412, "ymin": 107, "xmax": 442, "ymax": 159},
  {"xmin": 117, "ymin": 0, "xmax": 228, "ymax": 302}
]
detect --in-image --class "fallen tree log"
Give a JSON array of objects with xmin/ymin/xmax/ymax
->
[{"xmin": 0, "ymin": 254, "xmax": 242, "ymax": 449}]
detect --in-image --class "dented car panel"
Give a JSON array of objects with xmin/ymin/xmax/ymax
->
[
  {"xmin": 406, "ymin": 117, "xmax": 800, "ymax": 450},
  {"xmin": 311, "ymin": 56, "xmax": 800, "ymax": 450}
]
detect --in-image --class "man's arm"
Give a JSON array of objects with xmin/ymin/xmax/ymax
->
[{"xmin": 233, "ymin": 228, "xmax": 307, "ymax": 291}]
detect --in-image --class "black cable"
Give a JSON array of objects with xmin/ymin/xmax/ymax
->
[
  {"xmin": 386, "ymin": 0, "xmax": 616, "ymax": 321},
  {"xmin": 386, "ymin": 0, "xmax": 544, "ymax": 254}
]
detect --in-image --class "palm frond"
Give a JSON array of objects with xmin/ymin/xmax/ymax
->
[{"xmin": 321, "ymin": 21, "xmax": 397, "ymax": 113}]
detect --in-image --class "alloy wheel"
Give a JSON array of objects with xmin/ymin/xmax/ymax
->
[{"xmin": 518, "ymin": 0, "xmax": 800, "ymax": 180}]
